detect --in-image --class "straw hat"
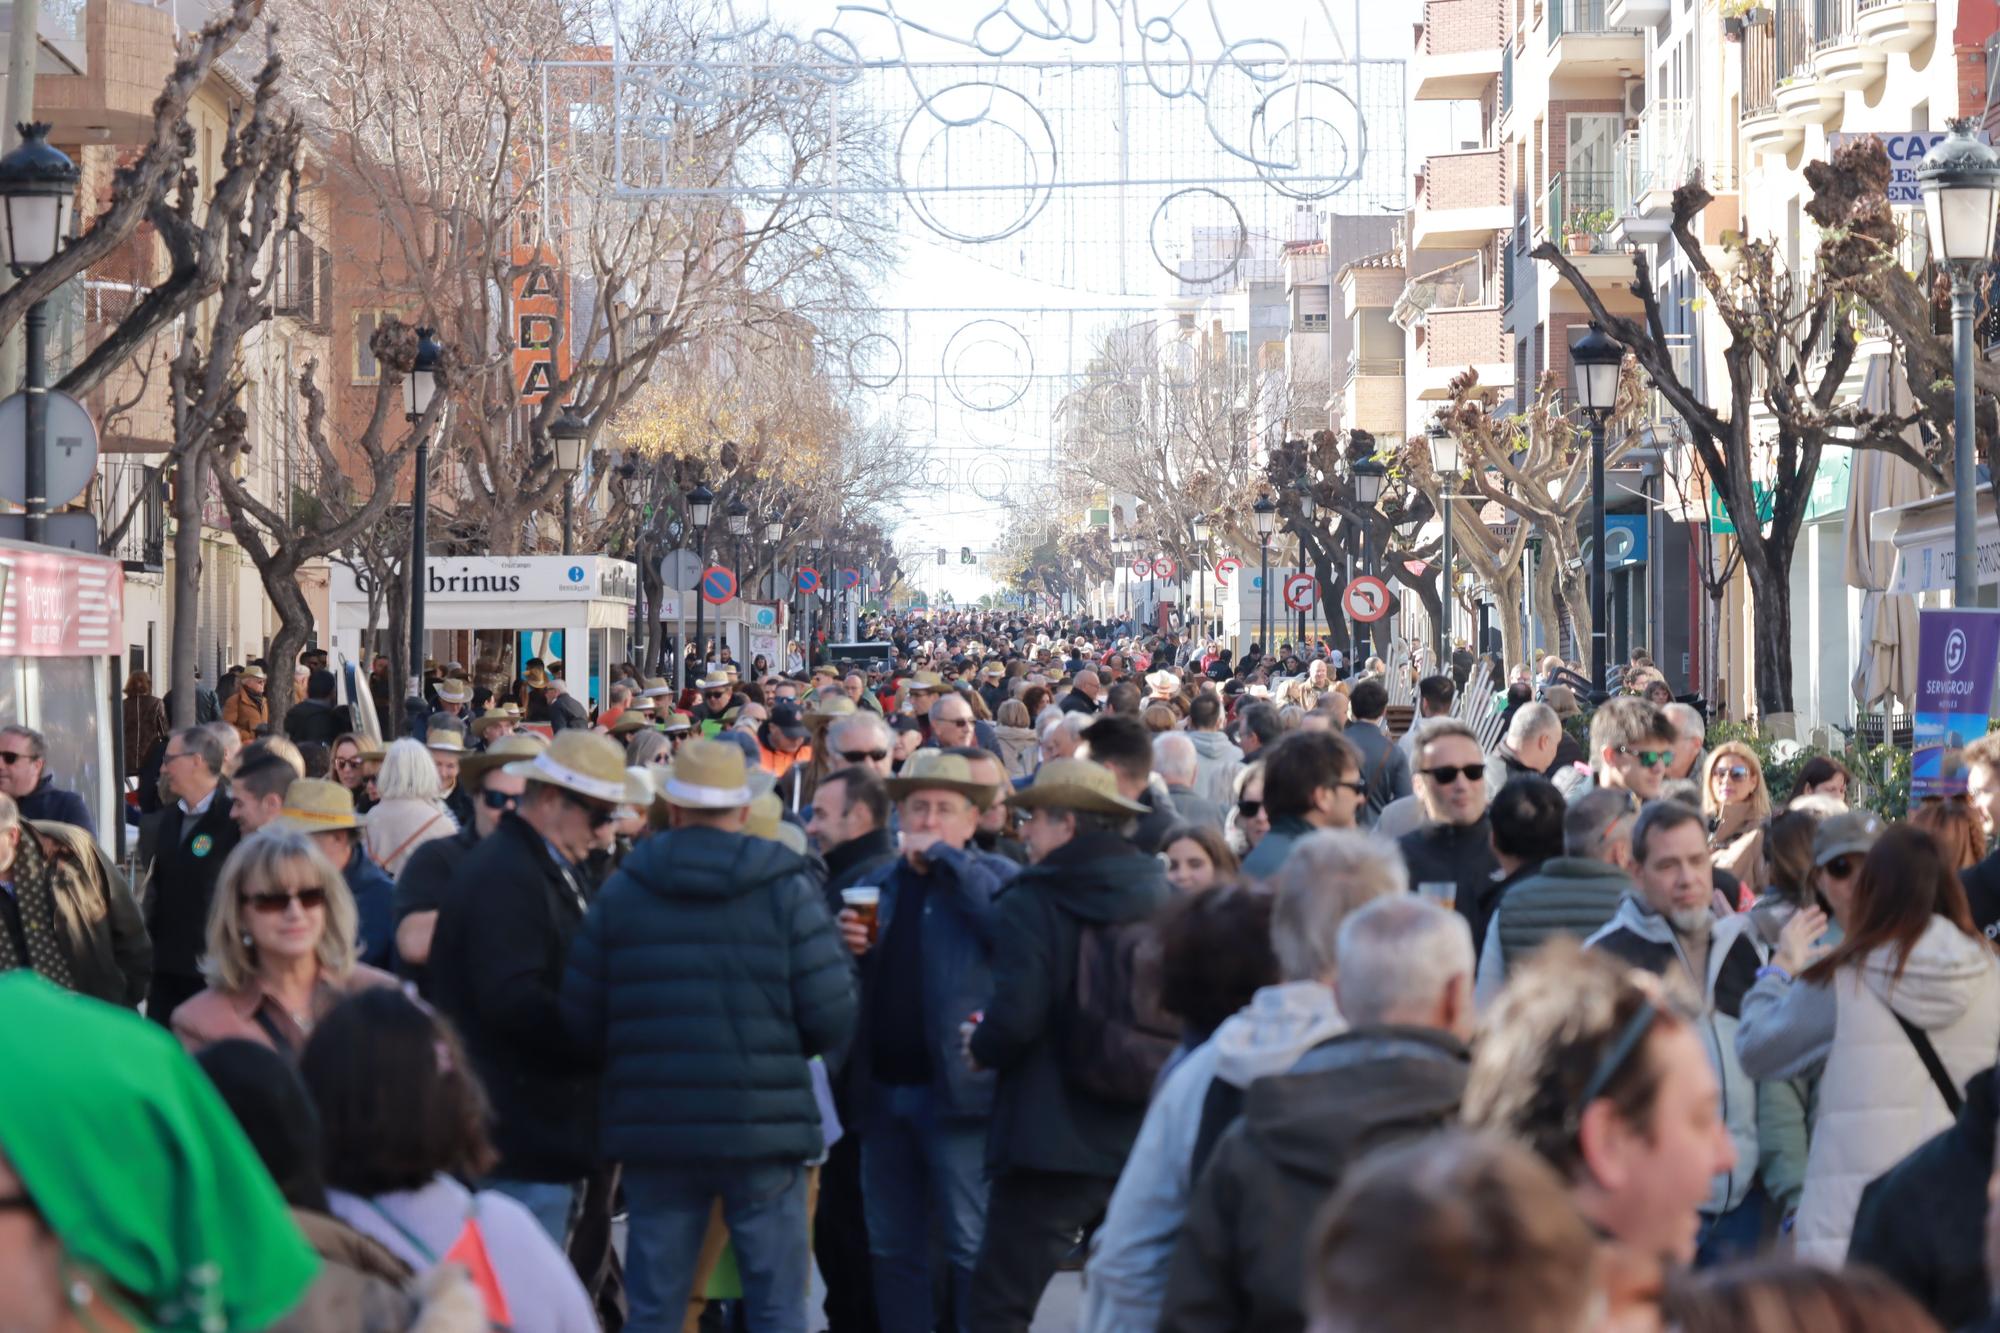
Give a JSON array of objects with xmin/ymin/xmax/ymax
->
[
  {"xmin": 458, "ymin": 733, "xmax": 547, "ymax": 785},
  {"xmin": 469, "ymin": 709, "xmax": 515, "ymax": 739},
  {"xmin": 270, "ymin": 778, "xmax": 360, "ymax": 834},
  {"xmin": 502, "ymin": 731, "xmax": 630, "ymax": 804},
  {"xmin": 435, "ymin": 678, "xmax": 472, "ymax": 705},
  {"xmin": 1145, "ymin": 669, "xmax": 1180, "ymax": 697},
  {"xmin": 424, "ymin": 728, "xmax": 467, "ymax": 754},
  {"xmin": 658, "ymin": 737, "xmax": 754, "ymax": 810},
  {"xmin": 660, "ymin": 712, "xmax": 694, "ymax": 734},
  {"xmin": 745, "ymin": 792, "xmax": 808, "ymax": 855},
  {"xmin": 884, "ymin": 750, "xmax": 999, "ymax": 810},
  {"xmin": 622, "ymin": 767, "xmax": 655, "ymax": 808},
  {"xmin": 239, "ymin": 665, "xmax": 267, "ymax": 682},
  {"xmin": 907, "ymin": 671, "xmax": 944, "ymax": 692},
  {"xmin": 811, "ymin": 663, "xmax": 841, "ymax": 682},
  {"xmin": 1005, "ymin": 758, "xmax": 1148, "ymax": 817},
  {"xmin": 697, "ymin": 672, "xmax": 733, "ymax": 692},
  {"xmin": 639, "ymin": 677, "xmax": 674, "ymax": 699},
  {"xmin": 523, "ymin": 665, "xmax": 549, "ymax": 688},
  {"xmin": 980, "ymin": 661, "xmax": 1005, "ymax": 680}
]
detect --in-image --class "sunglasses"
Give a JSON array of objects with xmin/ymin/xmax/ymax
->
[
  {"xmin": 244, "ymin": 887, "xmax": 328, "ymax": 914},
  {"xmin": 1714, "ymin": 765, "xmax": 1753, "ymax": 781},
  {"xmin": 1423, "ymin": 763, "xmax": 1486, "ymax": 785},
  {"xmin": 1332, "ymin": 779, "xmax": 1368, "ymax": 796},
  {"xmin": 333, "ymin": 756, "xmax": 362, "ymax": 770},
  {"xmin": 482, "ymin": 790, "xmax": 521, "ymax": 813},
  {"xmin": 839, "ymin": 749, "xmax": 890, "ymax": 763},
  {"xmin": 1617, "ymin": 746, "xmax": 1674, "ymax": 768},
  {"xmin": 1823, "ymin": 854, "xmax": 1862, "ymax": 880},
  {"xmin": 1237, "ymin": 798, "xmax": 1262, "ymax": 818},
  {"xmin": 558, "ymin": 789, "xmax": 618, "ymax": 829},
  {"xmin": 0, "ymin": 750, "xmax": 36, "ymax": 766}
]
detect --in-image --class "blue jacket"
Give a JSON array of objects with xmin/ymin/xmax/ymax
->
[
  {"xmin": 341, "ymin": 844, "xmax": 396, "ymax": 971},
  {"xmin": 561, "ymin": 826, "xmax": 856, "ymax": 1167},
  {"xmin": 850, "ymin": 842, "xmax": 1019, "ymax": 1120},
  {"xmin": 18, "ymin": 773, "xmax": 92, "ymax": 837}
]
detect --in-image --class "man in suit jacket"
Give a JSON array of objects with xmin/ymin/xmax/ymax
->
[
  {"xmin": 140, "ymin": 725, "xmax": 242, "ymax": 1027},
  {"xmin": 1342, "ymin": 679, "xmax": 1411, "ymax": 827}
]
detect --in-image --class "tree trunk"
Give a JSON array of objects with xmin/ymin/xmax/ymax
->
[
  {"xmin": 1530, "ymin": 549, "xmax": 1562, "ymax": 664},
  {"xmin": 255, "ymin": 558, "xmax": 314, "ymax": 737},
  {"xmin": 1556, "ymin": 562, "xmax": 1592, "ymax": 670},
  {"xmin": 168, "ymin": 450, "xmax": 207, "ymax": 728},
  {"xmin": 1743, "ymin": 543, "xmax": 1796, "ymax": 720},
  {"xmin": 1492, "ymin": 569, "xmax": 1527, "ymax": 671}
]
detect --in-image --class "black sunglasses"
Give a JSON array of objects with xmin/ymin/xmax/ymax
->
[
  {"xmin": 1237, "ymin": 798, "xmax": 1262, "ymax": 818},
  {"xmin": 1332, "ymin": 779, "xmax": 1368, "ymax": 796},
  {"xmin": 0, "ymin": 750, "xmax": 36, "ymax": 766},
  {"xmin": 1823, "ymin": 854, "xmax": 1862, "ymax": 879},
  {"xmin": 1616, "ymin": 745, "xmax": 1673, "ymax": 768},
  {"xmin": 1423, "ymin": 763, "xmax": 1486, "ymax": 785},
  {"xmin": 482, "ymin": 790, "xmax": 521, "ymax": 813},
  {"xmin": 839, "ymin": 749, "xmax": 890, "ymax": 763},
  {"xmin": 244, "ymin": 887, "xmax": 328, "ymax": 914},
  {"xmin": 557, "ymin": 789, "xmax": 618, "ymax": 829}
]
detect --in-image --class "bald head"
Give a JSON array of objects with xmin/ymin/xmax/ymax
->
[{"xmin": 1074, "ymin": 670, "xmax": 1102, "ymax": 699}]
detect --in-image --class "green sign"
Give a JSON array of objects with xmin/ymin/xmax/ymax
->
[{"xmin": 1707, "ymin": 452, "xmax": 1850, "ymax": 533}]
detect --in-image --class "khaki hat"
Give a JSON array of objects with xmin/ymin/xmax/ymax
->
[
  {"xmin": 884, "ymin": 750, "xmax": 999, "ymax": 810},
  {"xmin": 271, "ymin": 778, "xmax": 359, "ymax": 833},
  {"xmin": 1814, "ymin": 810, "xmax": 1884, "ymax": 867},
  {"xmin": 469, "ymin": 708, "xmax": 515, "ymax": 739},
  {"xmin": 622, "ymin": 766, "xmax": 655, "ymax": 808},
  {"xmin": 660, "ymin": 711, "xmax": 694, "ymax": 734},
  {"xmin": 434, "ymin": 678, "xmax": 472, "ymax": 705},
  {"xmin": 639, "ymin": 677, "xmax": 673, "ymax": 699},
  {"xmin": 746, "ymin": 792, "xmax": 808, "ymax": 855},
  {"xmin": 458, "ymin": 733, "xmax": 547, "ymax": 785},
  {"xmin": 659, "ymin": 737, "xmax": 754, "ymax": 810},
  {"xmin": 908, "ymin": 671, "xmax": 944, "ymax": 692},
  {"xmin": 1145, "ymin": 670, "xmax": 1179, "ymax": 696},
  {"xmin": 807, "ymin": 694, "xmax": 856, "ymax": 722},
  {"xmin": 523, "ymin": 665, "xmax": 549, "ymax": 688},
  {"xmin": 239, "ymin": 665, "xmax": 267, "ymax": 682},
  {"xmin": 424, "ymin": 728, "xmax": 467, "ymax": 754},
  {"xmin": 697, "ymin": 672, "xmax": 733, "ymax": 691},
  {"xmin": 980, "ymin": 661, "xmax": 1005, "ymax": 679},
  {"xmin": 503, "ymin": 730, "xmax": 629, "ymax": 804},
  {"xmin": 1006, "ymin": 758, "xmax": 1148, "ymax": 817},
  {"xmin": 608, "ymin": 711, "xmax": 652, "ymax": 737},
  {"xmin": 1543, "ymin": 685, "xmax": 1580, "ymax": 719},
  {"xmin": 502, "ymin": 702, "xmax": 523, "ymax": 720},
  {"xmin": 811, "ymin": 664, "xmax": 841, "ymax": 681}
]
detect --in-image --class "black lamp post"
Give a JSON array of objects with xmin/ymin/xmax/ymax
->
[
  {"xmin": 685, "ymin": 481, "xmax": 714, "ymax": 688},
  {"xmin": 550, "ymin": 406, "xmax": 590, "ymax": 557},
  {"xmin": 0, "ymin": 123, "xmax": 79, "ymax": 544},
  {"xmin": 1427, "ymin": 419, "xmax": 1460, "ymax": 672},
  {"xmin": 1253, "ymin": 492, "xmax": 1277, "ymax": 653},
  {"xmin": 1571, "ymin": 323, "xmax": 1624, "ymax": 702},
  {"xmin": 1192, "ymin": 511, "xmax": 1211, "ymax": 640},
  {"xmin": 725, "ymin": 496, "xmax": 750, "ymax": 668},
  {"xmin": 1295, "ymin": 477, "xmax": 1317, "ymax": 648},
  {"xmin": 403, "ymin": 327, "xmax": 443, "ymax": 721},
  {"xmin": 764, "ymin": 515, "xmax": 784, "ymax": 602},
  {"xmin": 1350, "ymin": 453, "xmax": 1387, "ymax": 659},
  {"xmin": 1917, "ymin": 119, "xmax": 2000, "ymax": 606}
]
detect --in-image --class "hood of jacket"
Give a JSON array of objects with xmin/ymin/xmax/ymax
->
[
  {"xmin": 1861, "ymin": 914, "xmax": 2000, "ymax": 1032},
  {"xmin": 1018, "ymin": 830, "xmax": 1169, "ymax": 923},
  {"xmin": 1209, "ymin": 980, "xmax": 1346, "ymax": 1088},
  {"xmin": 1186, "ymin": 730, "xmax": 1243, "ymax": 764},
  {"xmin": 620, "ymin": 824, "xmax": 807, "ymax": 902},
  {"xmin": 1239, "ymin": 1027, "xmax": 1468, "ymax": 1182},
  {"xmin": 995, "ymin": 724, "xmax": 1039, "ymax": 748}
]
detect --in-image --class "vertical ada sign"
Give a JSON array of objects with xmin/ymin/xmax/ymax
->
[
  {"xmin": 1910, "ymin": 609, "xmax": 2000, "ymax": 805},
  {"xmin": 511, "ymin": 245, "xmax": 571, "ymax": 402}
]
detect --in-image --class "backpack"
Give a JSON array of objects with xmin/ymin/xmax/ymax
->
[{"xmin": 1060, "ymin": 917, "xmax": 1178, "ymax": 1103}]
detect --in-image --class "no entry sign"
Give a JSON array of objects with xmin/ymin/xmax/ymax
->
[
  {"xmin": 1153, "ymin": 556, "xmax": 1177, "ymax": 579},
  {"xmin": 1212, "ymin": 556, "xmax": 1242, "ymax": 585},
  {"xmin": 1343, "ymin": 575, "xmax": 1390, "ymax": 623},
  {"xmin": 795, "ymin": 567, "xmax": 821, "ymax": 594},
  {"xmin": 700, "ymin": 565, "xmax": 737, "ymax": 605},
  {"xmin": 1283, "ymin": 572, "xmax": 1318, "ymax": 611}
]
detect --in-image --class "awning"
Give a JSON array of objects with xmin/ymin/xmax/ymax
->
[
  {"xmin": 1848, "ymin": 353, "xmax": 1929, "ymax": 712},
  {"xmin": 1874, "ymin": 488, "xmax": 2000, "ymax": 595}
]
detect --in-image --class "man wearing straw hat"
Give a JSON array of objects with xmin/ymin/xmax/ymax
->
[
  {"xmin": 428, "ymin": 730, "xmax": 625, "ymax": 1242},
  {"xmin": 965, "ymin": 758, "xmax": 1170, "ymax": 1328},
  {"xmin": 393, "ymin": 733, "xmax": 545, "ymax": 988},
  {"xmin": 428, "ymin": 676, "xmax": 474, "ymax": 735},
  {"xmin": 271, "ymin": 777, "xmax": 396, "ymax": 969},
  {"xmin": 835, "ymin": 749, "xmax": 1019, "ymax": 1333},
  {"xmin": 561, "ymin": 737, "xmax": 855, "ymax": 1333}
]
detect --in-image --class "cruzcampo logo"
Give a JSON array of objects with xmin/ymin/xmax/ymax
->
[{"xmin": 190, "ymin": 834, "xmax": 214, "ymax": 858}]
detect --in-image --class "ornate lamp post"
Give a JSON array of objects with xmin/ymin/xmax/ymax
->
[
  {"xmin": 1252, "ymin": 492, "xmax": 1277, "ymax": 653},
  {"xmin": 0, "ymin": 123, "xmax": 78, "ymax": 544},
  {"xmin": 685, "ymin": 481, "xmax": 714, "ymax": 689},
  {"xmin": 1427, "ymin": 419, "xmax": 1460, "ymax": 672},
  {"xmin": 550, "ymin": 407, "xmax": 591, "ymax": 557},
  {"xmin": 402, "ymin": 327, "xmax": 443, "ymax": 720},
  {"xmin": 1571, "ymin": 323, "xmax": 1625, "ymax": 701}
]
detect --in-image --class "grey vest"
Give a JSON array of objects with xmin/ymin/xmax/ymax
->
[{"xmin": 1496, "ymin": 858, "xmax": 1632, "ymax": 969}]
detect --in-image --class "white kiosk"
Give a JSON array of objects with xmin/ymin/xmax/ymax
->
[{"xmin": 329, "ymin": 555, "xmax": 638, "ymax": 710}]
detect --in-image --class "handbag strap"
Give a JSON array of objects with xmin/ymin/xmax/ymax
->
[{"xmin": 1894, "ymin": 1013, "xmax": 1964, "ymax": 1116}]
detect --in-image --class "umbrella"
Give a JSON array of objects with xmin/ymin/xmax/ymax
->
[{"xmin": 1846, "ymin": 352, "xmax": 1928, "ymax": 713}]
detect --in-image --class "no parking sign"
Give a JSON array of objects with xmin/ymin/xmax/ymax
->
[{"xmin": 699, "ymin": 566, "xmax": 737, "ymax": 605}]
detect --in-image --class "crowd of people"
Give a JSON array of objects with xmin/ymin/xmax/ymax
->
[{"xmin": 6, "ymin": 611, "xmax": 2000, "ymax": 1333}]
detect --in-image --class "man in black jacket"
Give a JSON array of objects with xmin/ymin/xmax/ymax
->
[
  {"xmin": 562, "ymin": 737, "xmax": 855, "ymax": 1333},
  {"xmin": 1159, "ymin": 896, "xmax": 1475, "ymax": 1333},
  {"xmin": 1398, "ymin": 719, "xmax": 1500, "ymax": 948},
  {"xmin": 966, "ymin": 758, "xmax": 1170, "ymax": 1331},
  {"xmin": 141, "ymin": 726, "xmax": 240, "ymax": 1027},
  {"xmin": 282, "ymin": 669, "xmax": 351, "ymax": 747},
  {"xmin": 1079, "ymin": 714, "xmax": 1178, "ymax": 854},
  {"xmin": 429, "ymin": 730, "xmax": 621, "ymax": 1243}
]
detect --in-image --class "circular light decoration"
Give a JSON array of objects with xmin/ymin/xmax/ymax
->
[
  {"xmin": 942, "ymin": 317, "xmax": 1035, "ymax": 412},
  {"xmin": 1149, "ymin": 187, "xmax": 1248, "ymax": 287},
  {"xmin": 1249, "ymin": 78, "xmax": 1366, "ymax": 201},
  {"xmin": 846, "ymin": 332, "xmax": 903, "ymax": 389},
  {"xmin": 898, "ymin": 82, "xmax": 1059, "ymax": 245}
]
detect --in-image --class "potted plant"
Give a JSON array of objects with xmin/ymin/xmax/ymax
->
[{"xmin": 1564, "ymin": 207, "xmax": 1614, "ymax": 254}]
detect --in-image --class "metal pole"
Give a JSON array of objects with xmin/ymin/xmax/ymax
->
[
  {"xmin": 1297, "ymin": 532, "xmax": 1307, "ymax": 647},
  {"xmin": 21, "ymin": 296, "xmax": 45, "ymax": 542},
  {"xmin": 691, "ymin": 527, "xmax": 707, "ymax": 686},
  {"xmin": 407, "ymin": 427, "xmax": 429, "ymax": 708},
  {"xmin": 1259, "ymin": 538, "xmax": 1271, "ymax": 653},
  {"xmin": 1590, "ymin": 413, "xmax": 1610, "ymax": 701},
  {"xmin": 1439, "ymin": 490, "xmax": 1453, "ymax": 672},
  {"xmin": 561, "ymin": 480, "xmax": 574, "ymax": 557},
  {"xmin": 1955, "ymin": 272, "xmax": 1980, "ymax": 605}
]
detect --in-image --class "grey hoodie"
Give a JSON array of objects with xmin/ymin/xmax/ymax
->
[
  {"xmin": 1186, "ymin": 729, "xmax": 1244, "ymax": 807},
  {"xmin": 1081, "ymin": 981, "xmax": 1344, "ymax": 1333}
]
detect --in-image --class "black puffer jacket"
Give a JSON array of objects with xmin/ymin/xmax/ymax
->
[
  {"xmin": 561, "ymin": 826, "xmax": 856, "ymax": 1167},
  {"xmin": 1398, "ymin": 818, "xmax": 1501, "ymax": 953}
]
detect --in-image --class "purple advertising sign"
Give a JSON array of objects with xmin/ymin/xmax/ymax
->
[{"xmin": 1910, "ymin": 609, "xmax": 2000, "ymax": 804}]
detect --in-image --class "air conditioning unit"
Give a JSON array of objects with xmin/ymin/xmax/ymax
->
[{"xmin": 1623, "ymin": 82, "xmax": 1646, "ymax": 120}]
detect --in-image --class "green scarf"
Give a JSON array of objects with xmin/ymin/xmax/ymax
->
[
  {"xmin": 0, "ymin": 829, "xmax": 77, "ymax": 990},
  {"xmin": 0, "ymin": 974, "xmax": 318, "ymax": 1330}
]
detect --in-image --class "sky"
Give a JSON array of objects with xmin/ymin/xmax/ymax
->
[{"xmin": 711, "ymin": 0, "xmax": 1449, "ymax": 604}]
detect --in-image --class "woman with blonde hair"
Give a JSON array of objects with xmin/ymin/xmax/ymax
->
[
  {"xmin": 994, "ymin": 698, "xmax": 1039, "ymax": 780},
  {"xmin": 362, "ymin": 737, "xmax": 457, "ymax": 876},
  {"xmin": 1703, "ymin": 740, "xmax": 1773, "ymax": 889},
  {"xmin": 172, "ymin": 829, "xmax": 396, "ymax": 1055}
]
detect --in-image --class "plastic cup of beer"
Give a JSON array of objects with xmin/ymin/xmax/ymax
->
[
  {"xmin": 1418, "ymin": 881, "xmax": 1457, "ymax": 912},
  {"xmin": 841, "ymin": 887, "xmax": 881, "ymax": 944}
]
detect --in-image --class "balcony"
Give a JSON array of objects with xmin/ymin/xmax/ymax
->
[
  {"xmin": 1739, "ymin": 18, "xmax": 1806, "ymax": 156},
  {"xmin": 1547, "ymin": 0, "xmax": 1642, "ymax": 76},
  {"xmin": 1415, "ymin": 0, "xmax": 1505, "ymax": 101},
  {"xmin": 1813, "ymin": 0, "xmax": 1885, "ymax": 89},
  {"xmin": 1607, "ymin": 0, "xmax": 1669, "ymax": 25},
  {"xmin": 96, "ymin": 458, "xmax": 163, "ymax": 574},
  {"xmin": 34, "ymin": 0, "xmax": 177, "ymax": 145},
  {"xmin": 1855, "ymin": 0, "xmax": 1934, "ymax": 52},
  {"xmin": 1411, "ymin": 148, "xmax": 1509, "ymax": 252},
  {"xmin": 1612, "ymin": 99, "xmax": 1688, "ymax": 242},
  {"xmin": 1340, "ymin": 354, "xmax": 1407, "ymax": 437}
]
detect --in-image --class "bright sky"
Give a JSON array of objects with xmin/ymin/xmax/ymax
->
[{"xmin": 727, "ymin": 0, "xmax": 1451, "ymax": 604}]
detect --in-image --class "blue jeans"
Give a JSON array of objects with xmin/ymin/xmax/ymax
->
[
  {"xmin": 861, "ymin": 1081, "xmax": 989, "ymax": 1333},
  {"xmin": 482, "ymin": 1177, "xmax": 578, "ymax": 1246},
  {"xmin": 1695, "ymin": 1187, "xmax": 1765, "ymax": 1269},
  {"xmin": 624, "ymin": 1161, "xmax": 811, "ymax": 1333}
]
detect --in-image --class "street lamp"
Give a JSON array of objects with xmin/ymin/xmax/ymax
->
[
  {"xmin": 1571, "ymin": 323, "xmax": 1624, "ymax": 700},
  {"xmin": 1253, "ymin": 492, "xmax": 1278, "ymax": 654},
  {"xmin": 1428, "ymin": 419, "xmax": 1461, "ymax": 671},
  {"xmin": 764, "ymin": 515, "xmax": 784, "ymax": 602},
  {"xmin": 1294, "ymin": 477, "xmax": 1317, "ymax": 647},
  {"xmin": 0, "ymin": 123, "xmax": 78, "ymax": 544},
  {"xmin": 685, "ymin": 481, "xmax": 714, "ymax": 689},
  {"xmin": 550, "ymin": 406, "xmax": 590, "ymax": 557},
  {"xmin": 1191, "ymin": 512, "xmax": 1212, "ymax": 638},
  {"xmin": 402, "ymin": 327, "xmax": 445, "ymax": 722},
  {"xmin": 1349, "ymin": 453, "xmax": 1387, "ymax": 657},
  {"xmin": 724, "ymin": 496, "xmax": 751, "ymax": 663},
  {"xmin": 1918, "ymin": 118, "xmax": 2000, "ymax": 606}
]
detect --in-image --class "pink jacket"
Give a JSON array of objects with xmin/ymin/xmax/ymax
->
[{"xmin": 172, "ymin": 963, "xmax": 400, "ymax": 1055}]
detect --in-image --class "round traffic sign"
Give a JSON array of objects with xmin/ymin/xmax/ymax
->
[
  {"xmin": 1283, "ymin": 572, "xmax": 1318, "ymax": 611},
  {"xmin": 1343, "ymin": 575, "xmax": 1391, "ymax": 623},
  {"xmin": 699, "ymin": 565, "xmax": 737, "ymax": 605},
  {"xmin": 1152, "ymin": 556, "xmax": 1177, "ymax": 579},
  {"xmin": 795, "ymin": 566, "xmax": 821, "ymax": 594},
  {"xmin": 658, "ymin": 548, "xmax": 704, "ymax": 591},
  {"xmin": 838, "ymin": 568, "xmax": 861, "ymax": 589},
  {"xmin": 0, "ymin": 390, "xmax": 99, "ymax": 510},
  {"xmin": 1131, "ymin": 557, "xmax": 1152, "ymax": 578},
  {"xmin": 1213, "ymin": 556, "xmax": 1242, "ymax": 586}
]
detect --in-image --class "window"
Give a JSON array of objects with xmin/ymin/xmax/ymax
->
[
  {"xmin": 352, "ymin": 309, "xmax": 402, "ymax": 382},
  {"xmin": 274, "ymin": 233, "xmax": 316, "ymax": 323},
  {"xmin": 1296, "ymin": 285, "xmax": 1330, "ymax": 331}
]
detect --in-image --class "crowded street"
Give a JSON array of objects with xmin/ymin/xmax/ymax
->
[{"xmin": 11, "ymin": 0, "xmax": 2000, "ymax": 1331}]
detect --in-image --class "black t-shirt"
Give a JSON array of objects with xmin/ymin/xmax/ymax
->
[
  {"xmin": 1964, "ymin": 851, "xmax": 2000, "ymax": 943},
  {"xmin": 869, "ymin": 870, "xmax": 933, "ymax": 1086}
]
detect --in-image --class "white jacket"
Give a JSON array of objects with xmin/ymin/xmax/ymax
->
[
  {"xmin": 362, "ymin": 798, "xmax": 457, "ymax": 878},
  {"xmin": 1792, "ymin": 916, "xmax": 2000, "ymax": 1265}
]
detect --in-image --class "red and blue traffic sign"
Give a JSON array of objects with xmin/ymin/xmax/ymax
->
[
  {"xmin": 700, "ymin": 565, "xmax": 737, "ymax": 605},
  {"xmin": 838, "ymin": 568, "xmax": 861, "ymax": 589},
  {"xmin": 795, "ymin": 566, "xmax": 821, "ymax": 594}
]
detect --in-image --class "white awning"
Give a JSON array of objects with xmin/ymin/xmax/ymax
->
[{"xmin": 1875, "ymin": 488, "xmax": 2000, "ymax": 593}]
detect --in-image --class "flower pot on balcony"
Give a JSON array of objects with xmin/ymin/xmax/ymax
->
[
  {"xmin": 1724, "ymin": 15, "xmax": 1744, "ymax": 38},
  {"xmin": 1566, "ymin": 232, "xmax": 1595, "ymax": 255}
]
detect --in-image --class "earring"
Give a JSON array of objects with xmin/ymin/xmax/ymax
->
[{"xmin": 241, "ymin": 932, "xmax": 253, "ymax": 949}]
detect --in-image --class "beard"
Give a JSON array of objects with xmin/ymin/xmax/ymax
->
[{"xmin": 1667, "ymin": 906, "xmax": 1712, "ymax": 939}]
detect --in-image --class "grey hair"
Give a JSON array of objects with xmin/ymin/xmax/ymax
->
[
  {"xmin": 174, "ymin": 725, "xmax": 227, "ymax": 776},
  {"xmin": 1041, "ymin": 711, "xmax": 1090, "ymax": 744},
  {"xmin": 199, "ymin": 721, "xmax": 241, "ymax": 762},
  {"xmin": 828, "ymin": 713, "xmax": 894, "ymax": 752},
  {"xmin": 1564, "ymin": 788, "xmax": 1638, "ymax": 859},
  {"xmin": 375, "ymin": 738, "xmax": 443, "ymax": 804},
  {"xmin": 0, "ymin": 725, "xmax": 44, "ymax": 760},
  {"xmin": 626, "ymin": 729, "xmax": 671, "ymax": 768},
  {"xmin": 1268, "ymin": 830, "xmax": 1408, "ymax": 982},
  {"xmin": 1663, "ymin": 702, "xmax": 1706, "ymax": 742},
  {"xmin": 1505, "ymin": 702, "xmax": 1561, "ymax": 749},
  {"xmin": 1333, "ymin": 896, "xmax": 1475, "ymax": 1027},
  {"xmin": 1151, "ymin": 732, "xmax": 1198, "ymax": 786}
]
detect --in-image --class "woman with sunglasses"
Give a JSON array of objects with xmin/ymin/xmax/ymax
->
[
  {"xmin": 172, "ymin": 829, "xmax": 397, "ymax": 1056},
  {"xmin": 1702, "ymin": 741, "xmax": 1772, "ymax": 891},
  {"xmin": 1736, "ymin": 822, "xmax": 2000, "ymax": 1265}
]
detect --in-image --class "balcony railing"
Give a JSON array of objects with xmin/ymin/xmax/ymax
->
[
  {"xmin": 1777, "ymin": 0, "xmax": 1815, "ymax": 76},
  {"xmin": 1543, "ymin": 170, "xmax": 1621, "ymax": 248},
  {"xmin": 1741, "ymin": 18, "xmax": 1779, "ymax": 115},
  {"xmin": 1549, "ymin": 0, "xmax": 1641, "ymax": 43},
  {"xmin": 98, "ymin": 459, "xmax": 164, "ymax": 572},
  {"xmin": 1343, "ymin": 353, "xmax": 1406, "ymax": 383},
  {"xmin": 1814, "ymin": 0, "xmax": 1856, "ymax": 47}
]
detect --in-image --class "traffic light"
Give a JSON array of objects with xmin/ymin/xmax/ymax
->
[
  {"xmin": 936, "ymin": 547, "xmax": 946, "ymax": 565},
  {"xmin": 960, "ymin": 546, "xmax": 974, "ymax": 565}
]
